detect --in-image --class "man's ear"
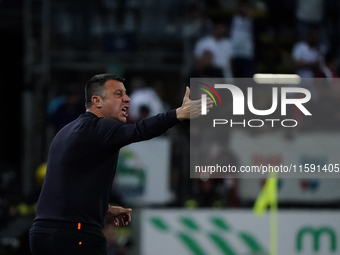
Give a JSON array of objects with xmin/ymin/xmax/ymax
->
[{"xmin": 91, "ymin": 95, "xmax": 103, "ymax": 108}]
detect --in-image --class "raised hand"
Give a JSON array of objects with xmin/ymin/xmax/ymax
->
[{"xmin": 176, "ymin": 86, "xmax": 213, "ymax": 120}]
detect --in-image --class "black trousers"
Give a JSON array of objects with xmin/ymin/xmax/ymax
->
[{"xmin": 30, "ymin": 222, "xmax": 107, "ymax": 255}]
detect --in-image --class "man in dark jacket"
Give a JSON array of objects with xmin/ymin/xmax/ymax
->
[{"xmin": 29, "ymin": 74, "xmax": 211, "ymax": 255}]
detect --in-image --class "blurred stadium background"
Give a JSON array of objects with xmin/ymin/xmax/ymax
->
[{"xmin": 1, "ymin": 0, "xmax": 340, "ymax": 254}]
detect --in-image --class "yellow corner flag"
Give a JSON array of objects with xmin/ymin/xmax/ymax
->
[
  {"xmin": 253, "ymin": 171, "xmax": 278, "ymax": 216},
  {"xmin": 253, "ymin": 170, "xmax": 278, "ymax": 255}
]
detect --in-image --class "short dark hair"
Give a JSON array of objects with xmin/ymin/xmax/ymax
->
[{"xmin": 85, "ymin": 73, "xmax": 125, "ymax": 108}]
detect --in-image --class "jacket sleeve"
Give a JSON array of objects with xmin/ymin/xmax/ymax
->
[{"xmin": 98, "ymin": 109, "xmax": 180, "ymax": 149}]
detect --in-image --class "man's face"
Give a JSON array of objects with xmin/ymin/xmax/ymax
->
[{"xmin": 101, "ymin": 79, "xmax": 130, "ymax": 122}]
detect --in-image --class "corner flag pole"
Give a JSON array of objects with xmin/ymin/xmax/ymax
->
[{"xmin": 253, "ymin": 170, "xmax": 278, "ymax": 255}]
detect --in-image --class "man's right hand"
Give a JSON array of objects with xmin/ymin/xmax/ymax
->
[{"xmin": 107, "ymin": 206, "xmax": 132, "ymax": 227}]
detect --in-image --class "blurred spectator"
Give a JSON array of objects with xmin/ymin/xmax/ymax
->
[
  {"xmin": 128, "ymin": 77, "xmax": 167, "ymax": 122},
  {"xmin": 182, "ymin": 4, "xmax": 213, "ymax": 79},
  {"xmin": 316, "ymin": 51, "xmax": 339, "ymax": 79},
  {"xmin": 189, "ymin": 50, "xmax": 224, "ymax": 78},
  {"xmin": 292, "ymin": 28, "xmax": 326, "ymax": 79},
  {"xmin": 296, "ymin": 0, "xmax": 324, "ymax": 40},
  {"xmin": 137, "ymin": 105, "xmax": 150, "ymax": 121},
  {"xmin": 48, "ymin": 84, "xmax": 85, "ymax": 133},
  {"xmin": 230, "ymin": 0, "xmax": 256, "ymax": 78},
  {"xmin": 312, "ymin": 52, "xmax": 340, "ymax": 130},
  {"xmin": 194, "ymin": 22, "xmax": 233, "ymax": 79},
  {"xmin": 319, "ymin": 52, "xmax": 340, "ymax": 101}
]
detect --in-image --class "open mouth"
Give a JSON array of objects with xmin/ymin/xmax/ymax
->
[{"xmin": 121, "ymin": 106, "xmax": 129, "ymax": 117}]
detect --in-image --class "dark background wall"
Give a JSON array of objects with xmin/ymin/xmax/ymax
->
[{"xmin": 0, "ymin": 0, "xmax": 24, "ymax": 170}]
